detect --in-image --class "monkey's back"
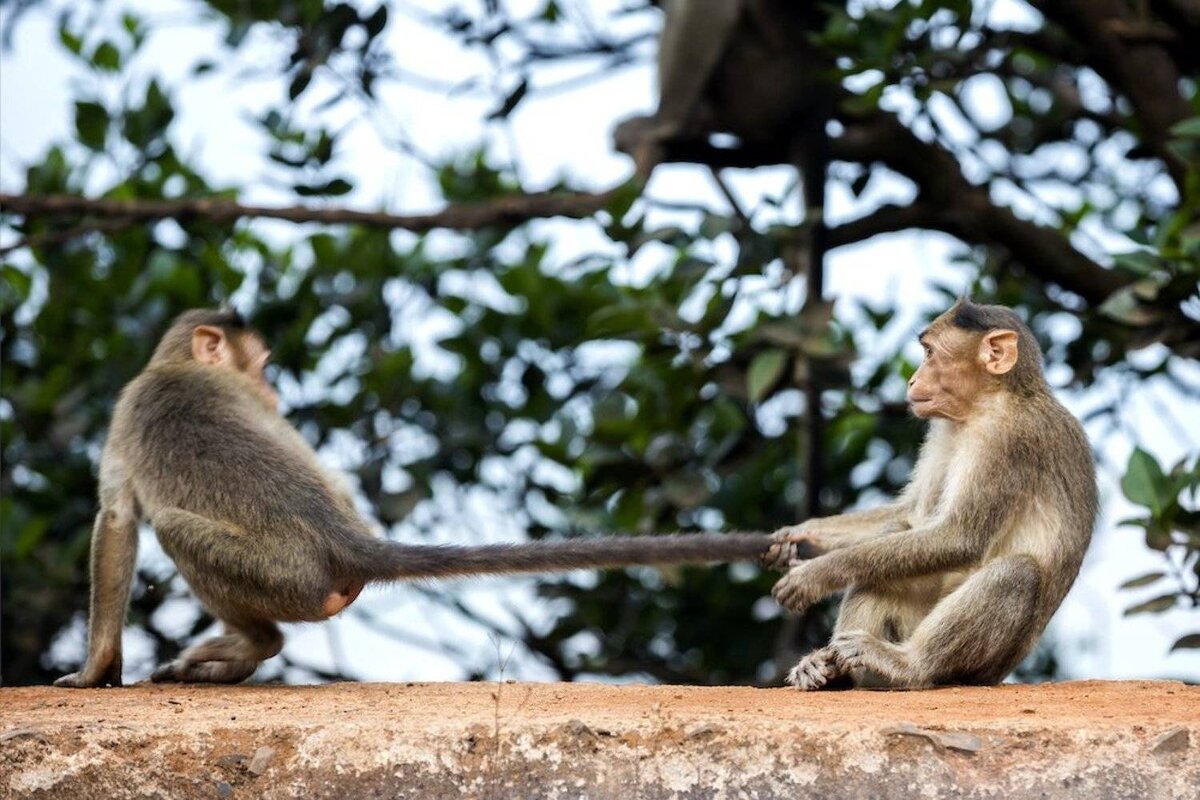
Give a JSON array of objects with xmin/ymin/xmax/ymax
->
[{"xmin": 112, "ymin": 366, "xmax": 365, "ymax": 552}]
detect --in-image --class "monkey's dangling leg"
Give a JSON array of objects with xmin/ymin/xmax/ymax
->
[{"xmin": 151, "ymin": 620, "xmax": 283, "ymax": 684}]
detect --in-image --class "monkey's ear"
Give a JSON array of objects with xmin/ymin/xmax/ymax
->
[
  {"xmin": 192, "ymin": 325, "xmax": 230, "ymax": 366},
  {"xmin": 980, "ymin": 330, "xmax": 1019, "ymax": 375}
]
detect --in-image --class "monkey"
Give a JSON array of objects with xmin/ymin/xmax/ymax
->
[
  {"xmin": 54, "ymin": 309, "xmax": 781, "ymax": 688},
  {"xmin": 762, "ymin": 300, "xmax": 1097, "ymax": 690},
  {"xmin": 613, "ymin": 0, "xmax": 833, "ymax": 178}
]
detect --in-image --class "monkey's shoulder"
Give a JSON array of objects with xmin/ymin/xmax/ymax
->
[{"xmin": 117, "ymin": 365, "xmax": 252, "ymax": 421}]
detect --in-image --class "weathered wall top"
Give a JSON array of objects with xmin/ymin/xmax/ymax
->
[{"xmin": 2, "ymin": 680, "xmax": 1196, "ymax": 799}]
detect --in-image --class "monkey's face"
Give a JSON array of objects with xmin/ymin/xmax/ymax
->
[
  {"xmin": 237, "ymin": 334, "xmax": 280, "ymax": 411},
  {"xmin": 907, "ymin": 326, "xmax": 983, "ymax": 422},
  {"xmin": 192, "ymin": 326, "xmax": 280, "ymax": 412},
  {"xmin": 907, "ymin": 320, "xmax": 1020, "ymax": 422}
]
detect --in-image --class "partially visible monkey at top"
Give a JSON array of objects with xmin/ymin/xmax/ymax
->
[
  {"xmin": 56, "ymin": 309, "xmax": 775, "ymax": 688},
  {"xmin": 765, "ymin": 299, "xmax": 1097, "ymax": 690}
]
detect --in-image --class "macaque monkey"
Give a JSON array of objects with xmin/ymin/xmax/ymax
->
[
  {"xmin": 764, "ymin": 300, "xmax": 1097, "ymax": 690},
  {"xmin": 613, "ymin": 0, "xmax": 832, "ymax": 177},
  {"xmin": 56, "ymin": 309, "xmax": 777, "ymax": 688}
]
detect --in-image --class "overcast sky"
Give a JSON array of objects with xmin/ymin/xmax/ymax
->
[{"xmin": 2, "ymin": 0, "xmax": 1197, "ymax": 683}]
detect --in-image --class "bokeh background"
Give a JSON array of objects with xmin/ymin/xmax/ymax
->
[{"xmin": 1, "ymin": 0, "xmax": 1197, "ymax": 687}]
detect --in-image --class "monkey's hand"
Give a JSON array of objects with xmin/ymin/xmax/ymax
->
[
  {"xmin": 771, "ymin": 559, "xmax": 840, "ymax": 614},
  {"xmin": 53, "ymin": 655, "xmax": 122, "ymax": 689},
  {"xmin": 761, "ymin": 523, "xmax": 826, "ymax": 571}
]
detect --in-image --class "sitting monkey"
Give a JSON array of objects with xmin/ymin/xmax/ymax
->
[
  {"xmin": 56, "ymin": 309, "xmax": 776, "ymax": 687},
  {"xmin": 765, "ymin": 300, "xmax": 1097, "ymax": 689}
]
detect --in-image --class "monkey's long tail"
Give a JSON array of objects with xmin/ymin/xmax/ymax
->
[{"xmin": 352, "ymin": 532, "xmax": 776, "ymax": 581}]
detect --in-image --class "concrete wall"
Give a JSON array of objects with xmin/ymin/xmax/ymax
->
[{"xmin": 2, "ymin": 680, "xmax": 1196, "ymax": 799}]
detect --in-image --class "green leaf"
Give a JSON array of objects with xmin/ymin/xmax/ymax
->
[
  {"xmin": 294, "ymin": 178, "xmax": 353, "ymax": 197},
  {"xmin": 58, "ymin": 27, "xmax": 83, "ymax": 56},
  {"xmin": 1, "ymin": 265, "xmax": 33, "ymax": 312},
  {"xmin": 74, "ymin": 101, "xmax": 109, "ymax": 150},
  {"xmin": 1121, "ymin": 448, "xmax": 1169, "ymax": 516},
  {"xmin": 91, "ymin": 41, "xmax": 121, "ymax": 72},
  {"xmin": 1122, "ymin": 594, "xmax": 1178, "ymax": 616},
  {"xmin": 1169, "ymin": 634, "xmax": 1200, "ymax": 652},
  {"xmin": 289, "ymin": 70, "xmax": 313, "ymax": 100},
  {"xmin": 1169, "ymin": 117, "xmax": 1200, "ymax": 139},
  {"xmin": 1118, "ymin": 571, "xmax": 1164, "ymax": 589},
  {"xmin": 746, "ymin": 349, "xmax": 787, "ymax": 404}
]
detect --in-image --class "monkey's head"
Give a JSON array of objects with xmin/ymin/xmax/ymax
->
[
  {"xmin": 151, "ymin": 308, "xmax": 279, "ymax": 410},
  {"xmin": 907, "ymin": 300, "xmax": 1045, "ymax": 421}
]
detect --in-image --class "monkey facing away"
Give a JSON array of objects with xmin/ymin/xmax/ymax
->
[
  {"xmin": 764, "ymin": 300, "xmax": 1097, "ymax": 690},
  {"xmin": 56, "ymin": 309, "xmax": 776, "ymax": 688}
]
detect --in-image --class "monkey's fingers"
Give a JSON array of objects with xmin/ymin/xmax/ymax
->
[
  {"xmin": 761, "ymin": 542, "xmax": 796, "ymax": 572},
  {"xmin": 770, "ymin": 573, "xmax": 813, "ymax": 613}
]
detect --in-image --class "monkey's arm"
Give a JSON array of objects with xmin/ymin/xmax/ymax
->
[
  {"xmin": 761, "ymin": 504, "xmax": 909, "ymax": 570},
  {"xmin": 772, "ymin": 516, "xmax": 995, "ymax": 613},
  {"xmin": 787, "ymin": 503, "xmax": 909, "ymax": 540},
  {"xmin": 54, "ymin": 479, "xmax": 140, "ymax": 688}
]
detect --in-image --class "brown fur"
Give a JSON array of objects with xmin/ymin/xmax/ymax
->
[
  {"xmin": 55, "ymin": 310, "xmax": 776, "ymax": 687},
  {"xmin": 768, "ymin": 300, "xmax": 1096, "ymax": 689}
]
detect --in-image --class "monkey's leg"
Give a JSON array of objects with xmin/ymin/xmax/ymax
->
[
  {"xmin": 831, "ymin": 556, "xmax": 1042, "ymax": 689},
  {"xmin": 784, "ymin": 586, "xmax": 915, "ymax": 691},
  {"xmin": 151, "ymin": 619, "xmax": 283, "ymax": 684},
  {"xmin": 54, "ymin": 480, "xmax": 140, "ymax": 688},
  {"xmin": 151, "ymin": 507, "xmax": 332, "ymax": 622}
]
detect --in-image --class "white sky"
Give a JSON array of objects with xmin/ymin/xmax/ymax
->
[{"xmin": 2, "ymin": 0, "xmax": 1197, "ymax": 684}]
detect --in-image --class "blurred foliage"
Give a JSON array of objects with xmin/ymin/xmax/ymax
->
[
  {"xmin": 1117, "ymin": 448, "xmax": 1200, "ymax": 652},
  {"xmin": 1, "ymin": 0, "xmax": 1197, "ymax": 685}
]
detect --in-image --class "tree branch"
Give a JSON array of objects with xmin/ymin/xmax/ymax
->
[
  {"xmin": 832, "ymin": 111, "xmax": 1129, "ymax": 306},
  {"xmin": 1031, "ymin": 0, "xmax": 1193, "ymax": 188},
  {"xmin": 0, "ymin": 187, "xmax": 622, "ymax": 252},
  {"xmin": 827, "ymin": 204, "xmax": 942, "ymax": 249}
]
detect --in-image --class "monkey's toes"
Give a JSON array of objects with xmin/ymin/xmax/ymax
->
[
  {"xmin": 829, "ymin": 630, "xmax": 870, "ymax": 666},
  {"xmin": 53, "ymin": 672, "xmax": 98, "ymax": 689},
  {"xmin": 54, "ymin": 666, "xmax": 121, "ymax": 688},
  {"xmin": 150, "ymin": 661, "xmax": 185, "ymax": 682},
  {"xmin": 785, "ymin": 657, "xmax": 832, "ymax": 691}
]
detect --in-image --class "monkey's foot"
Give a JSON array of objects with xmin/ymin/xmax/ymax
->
[
  {"xmin": 151, "ymin": 658, "xmax": 258, "ymax": 684},
  {"xmin": 53, "ymin": 656, "xmax": 122, "ymax": 688},
  {"xmin": 785, "ymin": 647, "xmax": 840, "ymax": 691},
  {"xmin": 54, "ymin": 669, "xmax": 122, "ymax": 689},
  {"xmin": 828, "ymin": 630, "xmax": 870, "ymax": 670}
]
